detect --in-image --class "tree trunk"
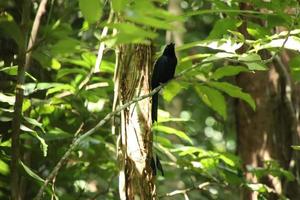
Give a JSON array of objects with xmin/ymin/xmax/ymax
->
[
  {"xmin": 236, "ymin": 3, "xmax": 300, "ymax": 200},
  {"xmin": 114, "ymin": 44, "xmax": 156, "ymax": 199}
]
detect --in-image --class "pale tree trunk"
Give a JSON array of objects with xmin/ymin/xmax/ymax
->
[
  {"xmin": 113, "ymin": 44, "xmax": 156, "ymax": 199},
  {"xmin": 166, "ymin": 0, "xmax": 184, "ymax": 46},
  {"xmin": 236, "ymin": 3, "xmax": 300, "ymax": 200}
]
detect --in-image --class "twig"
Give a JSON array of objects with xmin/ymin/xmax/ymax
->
[
  {"xmin": 94, "ymin": 10, "xmax": 114, "ymax": 73},
  {"xmin": 78, "ymin": 9, "xmax": 114, "ymax": 90},
  {"xmin": 11, "ymin": 1, "xmax": 48, "ymax": 199},
  {"xmin": 159, "ymin": 182, "xmax": 210, "ymax": 198}
]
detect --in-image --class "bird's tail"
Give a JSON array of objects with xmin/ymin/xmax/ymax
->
[{"xmin": 152, "ymin": 93, "xmax": 158, "ymax": 123}]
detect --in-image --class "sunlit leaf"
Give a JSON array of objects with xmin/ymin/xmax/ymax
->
[
  {"xmin": 0, "ymin": 160, "xmax": 9, "ymax": 175},
  {"xmin": 208, "ymin": 81, "xmax": 256, "ymax": 110},
  {"xmin": 291, "ymin": 145, "xmax": 300, "ymax": 150},
  {"xmin": 194, "ymin": 85, "xmax": 227, "ymax": 119},
  {"xmin": 163, "ymin": 81, "xmax": 185, "ymax": 102},
  {"xmin": 51, "ymin": 38, "xmax": 81, "ymax": 55},
  {"xmin": 153, "ymin": 125, "xmax": 193, "ymax": 144},
  {"xmin": 208, "ymin": 18, "xmax": 242, "ymax": 39},
  {"xmin": 0, "ymin": 93, "xmax": 15, "ymax": 105},
  {"xmin": 79, "ymin": 0, "xmax": 102, "ymax": 24},
  {"xmin": 112, "ymin": 0, "xmax": 128, "ymax": 12},
  {"xmin": 20, "ymin": 160, "xmax": 45, "ymax": 183},
  {"xmin": 259, "ymin": 36, "xmax": 300, "ymax": 52},
  {"xmin": 238, "ymin": 53, "xmax": 267, "ymax": 70},
  {"xmin": 211, "ymin": 65, "xmax": 248, "ymax": 80}
]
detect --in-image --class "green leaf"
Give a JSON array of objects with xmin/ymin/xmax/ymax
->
[
  {"xmin": 126, "ymin": 14, "xmax": 172, "ymax": 30},
  {"xmin": 259, "ymin": 36, "xmax": 300, "ymax": 52},
  {"xmin": 112, "ymin": 0, "xmax": 128, "ymax": 12},
  {"xmin": 238, "ymin": 54, "xmax": 267, "ymax": 70},
  {"xmin": 0, "ymin": 160, "xmax": 9, "ymax": 175},
  {"xmin": 31, "ymin": 131, "xmax": 48, "ymax": 157},
  {"xmin": 56, "ymin": 68, "xmax": 88, "ymax": 79},
  {"xmin": 46, "ymin": 84, "xmax": 75, "ymax": 96},
  {"xmin": 211, "ymin": 65, "xmax": 248, "ymax": 80},
  {"xmin": 79, "ymin": 0, "xmax": 102, "ymax": 24},
  {"xmin": 21, "ymin": 124, "xmax": 48, "ymax": 157},
  {"xmin": 20, "ymin": 160, "xmax": 45, "ymax": 183},
  {"xmin": 24, "ymin": 117, "xmax": 45, "ymax": 133},
  {"xmin": 208, "ymin": 18, "xmax": 241, "ymax": 39},
  {"xmin": 194, "ymin": 85, "xmax": 227, "ymax": 119},
  {"xmin": 247, "ymin": 22, "xmax": 271, "ymax": 39},
  {"xmin": 0, "ymin": 92, "xmax": 15, "ymax": 105},
  {"xmin": 204, "ymin": 52, "xmax": 238, "ymax": 62},
  {"xmin": 291, "ymin": 145, "xmax": 300, "ymax": 150},
  {"xmin": 209, "ymin": 81, "xmax": 256, "ymax": 110},
  {"xmin": 51, "ymin": 38, "xmax": 81, "ymax": 55},
  {"xmin": 153, "ymin": 125, "xmax": 193, "ymax": 144},
  {"xmin": 163, "ymin": 81, "xmax": 185, "ymax": 102}
]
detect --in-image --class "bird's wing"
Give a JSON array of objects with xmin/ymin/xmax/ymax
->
[{"xmin": 151, "ymin": 55, "xmax": 168, "ymax": 88}]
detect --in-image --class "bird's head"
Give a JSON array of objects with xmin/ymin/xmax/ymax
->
[{"xmin": 163, "ymin": 43, "xmax": 176, "ymax": 56}]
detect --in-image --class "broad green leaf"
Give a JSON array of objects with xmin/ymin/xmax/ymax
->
[
  {"xmin": 0, "ymin": 93, "xmax": 15, "ymax": 105},
  {"xmin": 289, "ymin": 55, "xmax": 300, "ymax": 82},
  {"xmin": 0, "ymin": 66, "xmax": 17, "ymax": 75},
  {"xmin": 238, "ymin": 54, "xmax": 266, "ymax": 70},
  {"xmin": 51, "ymin": 58, "xmax": 61, "ymax": 70},
  {"xmin": 291, "ymin": 145, "xmax": 300, "ymax": 150},
  {"xmin": 0, "ymin": 160, "xmax": 9, "ymax": 175},
  {"xmin": 156, "ymin": 136, "xmax": 173, "ymax": 148},
  {"xmin": 31, "ymin": 131, "xmax": 48, "ymax": 157},
  {"xmin": 57, "ymin": 68, "xmax": 88, "ymax": 79},
  {"xmin": 219, "ymin": 153, "xmax": 240, "ymax": 167},
  {"xmin": 153, "ymin": 125, "xmax": 193, "ymax": 144},
  {"xmin": 259, "ymin": 36, "xmax": 300, "ymax": 52},
  {"xmin": 24, "ymin": 117, "xmax": 45, "ymax": 133},
  {"xmin": 178, "ymin": 39, "xmax": 243, "ymax": 53},
  {"xmin": 112, "ymin": 0, "xmax": 128, "ymax": 12},
  {"xmin": 100, "ymin": 60, "xmax": 115, "ymax": 73},
  {"xmin": 174, "ymin": 146, "xmax": 204, "ymax": 156},
  {"xmin": 209, "ymin": 81, "xmax": 256, "ymax": 110},
  {"xmin": 103, "ymin": 23, "xmax": 157, "ymax": 45},
  {"xmin": 24, "ymin": 83, "xmax": 64, "ymax": 96},
  {"xmin": 247, "ymin": 22, "xmax": 271, "ymax": 39},
  {"xmin": 81, "ymin": 52, "xmax": 96, "ymax": 67},
  {"xmin": 20, "ymin": 160, "xmax": 45, "ymax": 183},
  {"xmin": 208, "ymin": 18, "xmax": 241, "ymax": 39},
  {"xmin": 163, "ymin": 81, "xmax": 185, "ymax": 102},
  {"xmin": 46, "ymin": 84, "xmax": 75, "ymax": 96},
  {"xmin": 126, "ymin": 14, "xmax": 172, "ymax": 30},
  {"xmin": 180, "ymin": 53, "xmax": 211, "ymax": 63},
  {"xmin": 51, "ymin": 38, "xmax": 81, "ymax": 55},
  {"xmin": 204, "ymin": 52, "xmax": 238, "ymax": 62},
  {"xmin": 211, "ymin": 65, "xmax": 249, "ymax": 80},
  {"xmin": 21, "ymin": 124, "xmax": 48, "ymax": 156},
  {"xmin": 0, "ymin": 66, "xmax": 37, "ymax": 81},
  {"xmin": 194, "ymin": 85, "xmax": 227, "ymax": 119},
  {"xmin": 79, "ymin": 0, "xmax": 102, "ymax": 24}
]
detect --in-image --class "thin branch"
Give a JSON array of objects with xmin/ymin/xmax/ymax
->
[
  {"xmin": 159, "ymin": 182, "xmax": 210, "ymax": 198},
  {"xmin": 78, "ymin": 9, "xmax": 114, "ymax": 90},
  {"xmin": 11, "ymin": 1, "xmax": 48, "ymax": 199}
]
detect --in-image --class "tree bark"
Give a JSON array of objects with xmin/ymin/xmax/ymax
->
[
  {"xmin": 236, "ymin": 3, "xmax": 300, "ymax": 200},
  {"xmin": 114, "ymin": 44, "xmax": 156, "ymax": 199}
]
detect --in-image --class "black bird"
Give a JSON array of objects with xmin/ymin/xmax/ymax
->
[{"xmin": 151, "ymin": 43, "xmax": 177, "ymax": 123}]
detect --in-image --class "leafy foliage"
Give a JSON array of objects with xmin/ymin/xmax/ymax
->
[{"xmin": 0, "ymin": 0, "xmax": 299, "ymax": 199}]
